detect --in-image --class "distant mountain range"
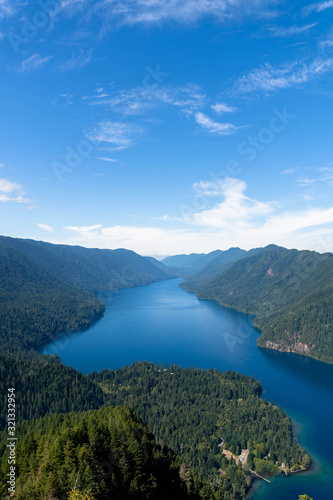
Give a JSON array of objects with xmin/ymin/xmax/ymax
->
[
  {"xmin": 163, "ymin": 245, "xmax": 333, "ymax": 364},
  {"xmin": 0, "ymin": 235, "xmax": 173, "ymax": 353}
]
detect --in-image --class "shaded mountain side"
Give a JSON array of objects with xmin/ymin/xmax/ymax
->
[
  {"xmin": 0, "ymin": 354, "xmax": 105, "ymax": 429},
  {"xmin": 0, "ymin": 235, "xmax": 174, "ymax": 354},
  {"xmin": 182, "ymin": 245, "xmax": 333, "ymax": 363},
  {"xmin": 0, "ymin": 236, "xmax": 174, "ymax": 294},
  {"xmin": 0, "ymin": 244, "xmax": 105, "ymax": 353}
]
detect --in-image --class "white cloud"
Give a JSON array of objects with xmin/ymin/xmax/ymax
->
[
  {"xmin": 0, "ymin": 178, "xmax": 30, "ymax": 203},
  {"xmin": 0, "ymin": 0, "xmax": 15, "ymax": 19},
  {"xmin": 88, "ymin": 83, "xmax": 206, "ymax": 115},
  {"xmin": 0, "ymin": 163, "xmax": 4, "ymax": 168},
  {"xmin": 232, "ymin": 57, "xmax": 333, "ymax": 94},
  {"xmin": 195, "ymin": 112, "xmax": 238, "ymax": 135},
  {"xmin": 97, "ymin": 157, "xmax": 118, "ymax": 163},
  {"xmin": 320, "ymin": 38, "xmax": 333, "ymax": 49},
  {"xmin": 267, "ymin": 23, "xmax": 318, "ymax": 37},
  {"xmin": 37, "ymin": 223, "xmax": 54, "ymax": 232},
  {"xmin": 297, "ymin": 167, "xmax": 333, "ymax": 186},
  {"xmin": 302, "ymin": 1, "xmax": 333, "ymax": 16},
  {"xmin": 187, "ymin": 178, "xmax": 274, "ymax": 227},
  {"xmin": 86, "ymin": 121, "xmax": 141, "ymax": 150},
  {"xmin": 58, "ymin": 0, "xmax": 277, "ymax": 27},
  {"xmin": 57, "ymin": 48, "xmax": 92, "ymax": 72},
  {"xmin": 211, "ymin": 102, "xmax": 237, "ymax": 114},
  {"xmin": 281, "ymin": 168, "xmax": 297, "ymax": 175},
  {"xmin": 20, "ymin": 54, "xmax": 53, "ymax": 72},
  {"xmin": 65, "ymin": 224, "xmax": 102, "ymax": 234}
]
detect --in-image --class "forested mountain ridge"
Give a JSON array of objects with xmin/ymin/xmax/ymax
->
[
  {"xmin": 0, "ymin": 405, "xmax": 219, "ymax": 500},
  {"xmin": 0, "ymin": 244, "xmax": 105, "ymax": 353},
  {"xmin": 0, "ymin": 354, "xmax": 105, "ymax": 429},
  {"xmin": 0, "ymin": 235, "xmax": 173, "ymax": 353},
  {"xmin": 182, "ymin": 245, "xmax": 333, "ymax": 363},
  {"xmin": 0, "ymin": 235, "xmax": 173, "ymax": 294}
]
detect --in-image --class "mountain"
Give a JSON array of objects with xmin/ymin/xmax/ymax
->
[
  {"xmin": 0, "ymin": 236, "xmax": 173, "ymax": 294},
  {"xmin": 183, "ymin": 247, "xmax": 250, "ymax": 282},
  {"xmin": 0, "ymin": 243, "xmax": 105, "ymax": 352},
  {"xmin": 161, "ymin": 250, "xmax": 223, "ymax": 271},
  {"xmin": 182, "ymin": 245, "xmax": 333, "ymax": 363},
  {"xmin": 0, "ymin": 235, "xmax": 174, "ymax": 353}
]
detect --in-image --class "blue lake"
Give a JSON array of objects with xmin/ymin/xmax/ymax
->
[{"xmin": 42, "ymin": 278, "xmax": 333, "ymax": 500}]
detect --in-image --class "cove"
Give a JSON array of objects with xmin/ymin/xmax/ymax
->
[{"xmin": 42, "ymin": 278, "xmax": 333, "ymax": 500}]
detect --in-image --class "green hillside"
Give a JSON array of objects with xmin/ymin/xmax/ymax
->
[
  {"xmin": 0, "ymin": 354, "xmax": 105, "ymax": 429},
  {"xmin": 0, "ymin": 244, "xmax": 105, "ymax": 353},
  {"xmin": 0, "ymin": 236, "xmax": 173, "ymax": 294},
  {"xmin": 0, "ymin": 235, "xmax": 173, "ymax": 354},
  {"xmin": 182, "ymin": 245, "xmax": 333, "ymax": 363}
]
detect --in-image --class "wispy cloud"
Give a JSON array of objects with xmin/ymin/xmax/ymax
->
[
  {"xmin": 297, "ymin": 167, "xmax": 333, "ymax": 186},
  {"xmin": 20, "ymin": 54, "xmax": 53, "ymax": 72},
  {"xmin": 0, "ymin": 0, "xmax": 16, "ymax": 19},
  {"xmin": 58, "ymin": 0, "xmax": 278, "ymax": 27},
  {"xmin": 302, "ymin": 1, "xmax": 333, "ymax": 16},
  {"xmin": 37, "ymin": 223, "xmax": 54, "ymax": 232},
  {"xmin": 195, "ymin": 112, "xmax": 238, "ymax": 135},
  {"xmin": 0, "ymin": 163, "xmax": 4, "ymax": 168},
  {"xmin": 211, "ymin": 102, "xmax": 237, "ymax": 114},
  {"xmin": 232, "ymin": 57, "xmax": 333, "ymax": 94},
  {"xmin": 88, "ymin": 84, "xmax": 206, "ymax": 115},
  {"xmin": 97, "ymin": 157, "xmax": 118, "ymax": 163},
  {"xmin": 281, "ymin": 168, "xmax": 297, "ymax": 175},
  {"xmin": 320, "ymin": 38, "xmax": 333, "ymax": 49},
  {"xmin": 57, "ymin": 48, "xmax": 92, "ymax": 72},
  {"xmin": 65, "ymin": 224, "xmax": 102, "ymax": 235},
  {"xmin": 267, "ymin": 23, "xmax": 318, "ymax": 37},
  {"xmin": 86, "ymin": 121, "xmax": 141, "ymax": 150},
  {"xmin": 0, "ymin": 178, "xmax": 30, "ymax": 203}
]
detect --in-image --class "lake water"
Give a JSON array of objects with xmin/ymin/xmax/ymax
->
[{"xmin": 42, "ymin": 278, "xmax": 333, "ymax": 500}]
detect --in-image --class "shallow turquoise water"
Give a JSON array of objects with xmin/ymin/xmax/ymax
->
[{"xmin": 42, "ymin": 279, "xmax": 333, "ymax": 500}]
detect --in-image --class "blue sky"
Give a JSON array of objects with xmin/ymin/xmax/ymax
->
[{"xmin": 1, "ymin": 0, "xmax": 333, "ymax": 256}]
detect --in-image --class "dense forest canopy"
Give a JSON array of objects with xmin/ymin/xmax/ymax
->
[
  {"xmin": 89, "ymin": 362, "xmax": 310, "ymax": 499},
  {"xmin": 0, "ymin": 406, "xmax": 220, "ymax": 500}
]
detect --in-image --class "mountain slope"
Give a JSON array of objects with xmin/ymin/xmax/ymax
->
[
  {"xmin": 0, "ymin": 235, "xmax": 174, "ymax": 353},
  {"xmin": 184, "ymin": 247, "xmax": 249, "ymax": 282},
  {"xmin": 0, "ymin": 354, "xmax": 105, "ymax": 428},
  {"xmin": 162, "ymin": 250, "xmax": 223, "ymax": 271},
  {"xmin": 0, "ymin": 236, "xmax": 173, "ymax": 294},
  {"xmin": 0, "ymin": 244, "xmax": 105, "ymax": 352},
  {"xmin": 182, "ymin": 245, "xmax": 333, "ymax": 363}
]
